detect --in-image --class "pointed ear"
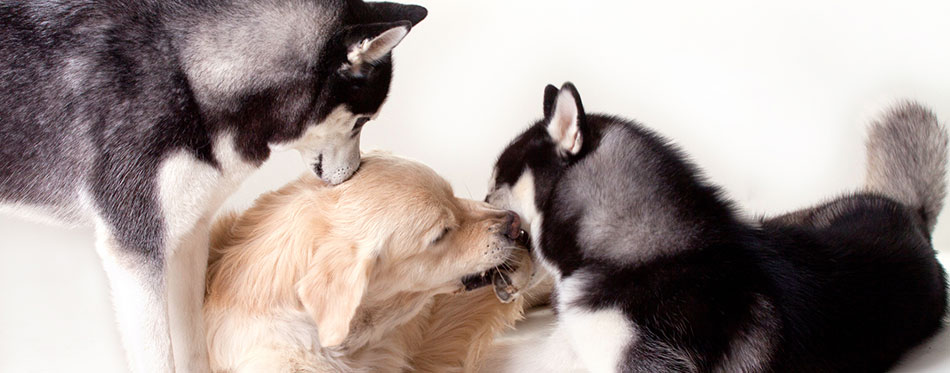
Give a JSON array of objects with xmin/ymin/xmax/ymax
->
[
  {"xmin": 297, "ymin": 242, "xmax": 374, "ymax": 347},
  {"xmin": 364, "ymin": 2, "xmax": 428, "ymax": 26},
  {"xmin": 546, "ymin": 82, "xmax": 586, "ymax": 156},
  {"xmin": 344, "ymin": 21, "xmax": 412, "ymax": 67},
  {"xmin": 542, "ymin": 84, "xmax": 559, "ymax": 117}
]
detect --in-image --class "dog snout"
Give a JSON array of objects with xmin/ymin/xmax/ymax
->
[
  {"xmin": 323, "ymin": 166, "xmax": 356, "ymax": 185},
  {"xmin": 504, "ymin": 211, "xmax": 522, "ymax": 240},
  {"xmin": 311, "ymin": 155, "xmax": 359, "ymax": 185}
]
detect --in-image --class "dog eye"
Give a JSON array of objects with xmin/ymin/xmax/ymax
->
[
  {"xmin": 432, "ymin": 228, "xmax": 451, "ymax": 244},
  {"xmin": 353, "ymin": 117, "xmax": 371, "ymax": 130}
]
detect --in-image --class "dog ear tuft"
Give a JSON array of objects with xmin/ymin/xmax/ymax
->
[
  {"xmin": 343, "ymin": 21, "xmax": 412, "ymax": 69},
  {"xmin": 546, "ymin": 82, "xmax": 586, "ymax": 156}
]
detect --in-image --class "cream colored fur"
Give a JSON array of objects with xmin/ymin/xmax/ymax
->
[{"xmin": 204, "ymin": 152, "xmax": 527, "ymax": 372}]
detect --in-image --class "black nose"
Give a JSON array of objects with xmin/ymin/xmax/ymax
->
[{"xmin": 504, "ymin": 211, "xmax": 522, "ymax": 240}]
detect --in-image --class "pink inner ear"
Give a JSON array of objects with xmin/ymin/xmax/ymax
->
[
  {"xmin": 568, "ymin": 129, "xmax": 582, "ymax": 154},
  {"xmin": 549, "ymin": 93, "xmax": 582, "ymax": 154},
  {"xmin": 352, "ymin": 26, "xmax": 409, "ymax": 65},
  {"xmin": 556, "ymin": 116, "xmax": 573, "ymax": 141},
  {"xmin": 556, "ymin": 95, "xmax": 576, "ymax": 128}
]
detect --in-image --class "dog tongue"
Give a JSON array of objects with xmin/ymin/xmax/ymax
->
[{"xmin": 492, "ymin": 271, "xmax": 517, "ymax": 303}]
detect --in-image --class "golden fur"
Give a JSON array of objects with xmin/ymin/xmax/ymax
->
[{"xmin": 204, "ymin": 152, "xmax": 529, "ymax": 372}]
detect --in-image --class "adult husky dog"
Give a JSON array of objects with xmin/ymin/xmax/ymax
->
[
  {"xmin": 0, "ymin": 0, "xmax": 425, "ymax": 371},
  {"xmin": 485, "ymin": 83, "xmax": 948, "ymax": 372}
]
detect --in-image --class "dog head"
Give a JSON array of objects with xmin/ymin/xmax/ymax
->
[
  {"xmin": 284, "ymin": 10, "xmax": 426, "ymax": 185},
  {"xmin": 486, "ymin": 82, "xmax": 594, "ymax": 276},
  {"xmin": 183, "ymin": 1, "xmax": 427, "ymax": 184},
  {"xmin": 207, "ymin": 152, "xmax": 532, "ymax": 349},
  {"xmin": 297, "ymin": 153, "xmax": 533, "ymax": 347}
]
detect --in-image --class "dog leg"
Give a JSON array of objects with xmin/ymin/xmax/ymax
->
[
  {"xmin": 167, "ymin": 221, "xmax": 213, "ymax": 373},
  {"xmin": 94, "ymin": 220, "xmax": 175, "ymax": 373},
  {"xmin": 155, "ymin": 140, "xmax": 253, "ymax": 372}
]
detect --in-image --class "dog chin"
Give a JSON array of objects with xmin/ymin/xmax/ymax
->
[{"xmin": 460, "ymin": 229, "xmax": 532, "ymax": 303}]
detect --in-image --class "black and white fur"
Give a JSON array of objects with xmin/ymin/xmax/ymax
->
[
  {"xmin": 486, "ymin": 83, "xmax": 948, "ymax": 372},
  {"xmin": 0, "ymin": 1, "xmax": 425, "ymax": 371}
]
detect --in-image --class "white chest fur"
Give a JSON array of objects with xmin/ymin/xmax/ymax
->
[
  {"xmin": 557, "ymin": 273, "xmax": 636, "ymax": 373},
  {"xmin": 157, "ymin": 133, "xmax": 256, "ymax": 248}
]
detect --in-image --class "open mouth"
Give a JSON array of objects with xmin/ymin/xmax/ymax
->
[{"xmin": 460, "ymin": 228, "xmax": 530, "ymax": 303}]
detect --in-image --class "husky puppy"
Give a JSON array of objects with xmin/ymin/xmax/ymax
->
[
  {"xmin": 485, "ymin": 83, "xmax": 948, "ymax": 372},
  {"xmin": 0, "ymin": 1, "xmax": 425, "ymax": 371}
]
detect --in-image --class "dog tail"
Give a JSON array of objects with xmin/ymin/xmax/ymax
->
[{"xmin": 865, "ymin": 101, "xmax": 948, "ymax": 234}]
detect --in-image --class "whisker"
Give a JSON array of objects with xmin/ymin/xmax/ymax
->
[{"xmin": 493, "ymin": 264, "xmax": 511, "ymax": 287}]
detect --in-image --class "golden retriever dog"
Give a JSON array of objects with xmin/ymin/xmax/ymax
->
[{"xmin": 203, "ymin": 152, "xmax": 535, "ymax": 372}]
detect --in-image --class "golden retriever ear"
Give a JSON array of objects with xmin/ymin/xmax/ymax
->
[{"xmin": 296, "ymin": 243, "xmax": 374, "ymax": 348}]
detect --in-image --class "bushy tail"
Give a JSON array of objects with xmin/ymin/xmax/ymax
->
[{"xmin": 865, "ymin": 101, "xmax": 948, "ymax": 234}]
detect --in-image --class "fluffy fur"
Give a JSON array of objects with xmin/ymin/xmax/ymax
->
[
  {"xmin": 485, "ymin": 83, "xmax": 948, "ymax": 372},
  {"xmin": 204, "ymin": 152, "xmax": 530, "ymax": 372},
  {"xmin": 0, "ymin": 1, "xmax": 426, "ymax": 371}
]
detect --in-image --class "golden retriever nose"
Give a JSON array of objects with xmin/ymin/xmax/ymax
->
[{"xmin": 504, "ymin": 211, "xmax": 522, "ymax": 240}]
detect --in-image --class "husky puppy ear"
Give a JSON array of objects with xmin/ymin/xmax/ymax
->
[
  {"xmin": 543, "ymin": 84, "xmax": 559, "ymax": 117},
  {"xmin": 364, "ymin": 2, "xmax": 428, "ymax": 26},
  {"xmin": 545, "ymin": 82, "xmax": 586, "ymax": 156},
  {"xmin": 341, "ymin": 21, "xmax": 412, "ymax": 75}
]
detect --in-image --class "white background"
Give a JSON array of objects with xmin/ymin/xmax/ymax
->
[{"xmin": 2, "ymin": 0, "xmax": 949, "ymax": 371}]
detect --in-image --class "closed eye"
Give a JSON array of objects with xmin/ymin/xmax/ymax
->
[
  {"xmin": 353, "ymin": 117, "xmax": 371, "ymax": 131},
  {"xmin": 432, "ymin": 227, "xmax": 451, "ymax": 244}
]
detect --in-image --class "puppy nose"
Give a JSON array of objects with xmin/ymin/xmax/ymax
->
[{"xmin": 504, "ymin": 211, "xmax": 522, "ymax": 240}]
